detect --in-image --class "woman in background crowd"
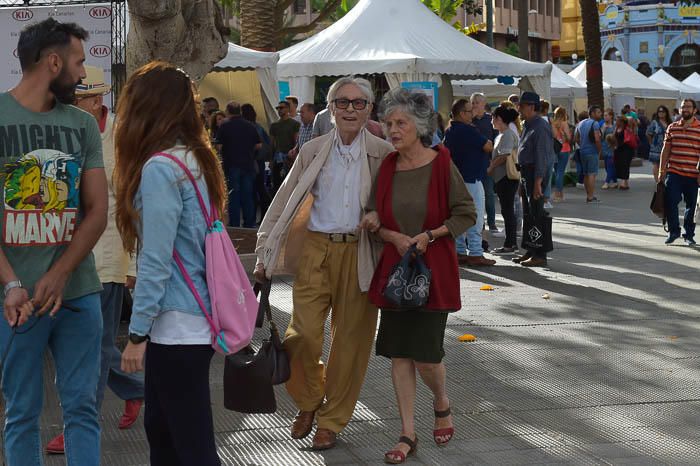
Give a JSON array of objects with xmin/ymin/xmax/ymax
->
[
  {"xmin": 647, "ymin": 105, "xmax": 672, "ymax": 183},
  {"xmin": 600, "ymin": 109, "xmax": 617, "ymax": 189},
  {"xmin": 614, "ymin": 115, "xmax": 635, "ymax": 190},
  {"xmin": 551, "ymin": 107, "xmax": 572, "ymax": 201}
]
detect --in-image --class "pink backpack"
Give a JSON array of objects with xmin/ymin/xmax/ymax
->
[{"xmin": 153, "ymin": 153, "xmax": 258, "ymax": 355}]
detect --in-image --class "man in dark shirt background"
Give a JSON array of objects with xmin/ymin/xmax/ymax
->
[
  {"xmin": 216, "ymin": 101, "xmax": 261, "ymax": 228},
  {"xmin": 444, "ymin": 98, "xmax": 495, "ymax": 266},
  {"xmin": 269, "ymin": 100, "xmax": 300, "ymax": 192},
  {"xmin": 471, "ymin": 93, "xmax": 503, "ymax": 237},
  {"xmin": 514, "ymin": 92, "xmax": 553, "ymax": 267}
]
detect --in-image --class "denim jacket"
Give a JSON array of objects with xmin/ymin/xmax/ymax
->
[{"xmin": 129, "ymin": 146, "xmax": 212, "ymax": 336}]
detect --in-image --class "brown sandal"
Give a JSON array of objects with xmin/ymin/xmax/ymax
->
[{"xmin": 384, "ymin": 435, "xmax": 418, "ymax": 464}]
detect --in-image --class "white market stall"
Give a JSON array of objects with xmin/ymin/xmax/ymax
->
[
  {"xmin": 683, "ymin": 72, "xmax": 700, "ymax": 89},
  {"xmin": 650, "ymin": 69, "xmax": 700, "ymax": 103},
  {"xmin": 569, "ymin": 60, "xmax": 679, "ymax": 114},
  {"xmin": 451, "ymin": 79, "xmax": 519, "ymax": 104},
  {"xmin": 277, "ymin": 0, "xmax": 551, "ymax": 115},
  {"xmin": 199, "ymin": 42, "xmax": 280, "ymax": 125},
  {"xmin": 549, "ymin": 62, "xmax": 587, "ymax": 119}
]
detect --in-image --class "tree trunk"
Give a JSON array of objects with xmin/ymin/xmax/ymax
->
[
  {"xmin": 486, "ymin": 0, "xmax": 494, "ymax": 47},
  {"xmin": 240, "ymin": 0, "xmax": 276, "ymax": 50},
  {"xmin": 518, "ymin": 0, "xmax": 529, "ymax": 60},
  {"xmin": 126, "ymin": 0, "xmax": 229, "ymax": 81},
  {"xmin": 579, "ymin": 0, "xmax": 604, "ymax": 107}
]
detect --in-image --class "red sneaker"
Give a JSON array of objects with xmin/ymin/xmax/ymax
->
[
  {"xmin": 46, "ymin": 433, "xmax": 64, "ymax": 454},
  {"xmin": 118, "ymin": 398, "xmax": 143, "ymax": 429}
]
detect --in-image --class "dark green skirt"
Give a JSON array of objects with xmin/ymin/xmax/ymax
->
[{"xmin": 376, "ymin": 308, "xmax": 450, "ymax": 363}]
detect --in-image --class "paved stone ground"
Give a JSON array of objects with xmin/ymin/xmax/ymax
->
[{"xmin": 5, "ymin": 163, "xmax": 700, "ymax": 465}]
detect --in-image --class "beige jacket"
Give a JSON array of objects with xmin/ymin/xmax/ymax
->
[
  {"xmin": 256, "ymin": 128, "xmax": 394, "ymax": 292},
  {"xmin": 92, "ymin": 112, "xmax": 136, "ymax": 284}
]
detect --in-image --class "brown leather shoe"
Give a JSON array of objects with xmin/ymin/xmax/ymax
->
[
  {"xmin": 312, "ymin": 428, "xmax": 337, "ymax": 450},
  {"xmin": 291, "ymin": 410, "xmax": 315, "ymax": 440},
  {"xmin": 512, "ymin": 253, "xmax": 532, "ymax": 264},
  {"xmin": 520, "ymin": 257, "xmax": 547, "ymax": 267},
  {"xmin": 464, "ymin": 255, "xmax": 496, "ymax": 266},
  {"xmin": 457, "ymin": 254, "xmax": 470, "ymax": 265}
]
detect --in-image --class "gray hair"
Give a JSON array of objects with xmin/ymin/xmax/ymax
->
[
  {"xmin": 379, "ymin": 87, "xmax": 438, "ymax": 147},
  {"xmin": 470, "ymin": 92, "xmax": 486, "ymax": 104},
  {"xmin": 326, "ymin": 76, "xmax": 374, "ymax": 107}
]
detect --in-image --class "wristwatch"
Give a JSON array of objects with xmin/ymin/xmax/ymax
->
[
  {"xmin": 424, "ymin": 230, "xmax": 435, "ymax": 243},
  {"xmin": 3, "ymin": 280, "xmax": 22, "ymax": 295},
  {"xmin": 129, "ymin": 333, "xmax": 148, "ymax": 344}
]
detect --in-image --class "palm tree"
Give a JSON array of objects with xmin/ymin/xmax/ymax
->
[{"xmin": 579, "ymin": 0, "xmax": 604, "ymax": 107}]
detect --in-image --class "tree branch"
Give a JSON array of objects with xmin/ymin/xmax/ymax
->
[{"xmin": 276, "ymin": 0, "xmax": 343, "ymax": 37}]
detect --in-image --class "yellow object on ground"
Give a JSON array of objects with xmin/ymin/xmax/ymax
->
[
  {"xmin": 480, "ymin": 285, "xmax": 494, "ymax": 291},
  {"xmin": 458, "ymin": 334, "xmax": 477, "ymax": 342}
]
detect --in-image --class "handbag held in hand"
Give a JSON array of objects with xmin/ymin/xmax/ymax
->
[
  {"xmin": 383, "ymin": 244, "xmax": 432, "ymax": 309},
  {"xmin": 224, "ymin": 279, "xmax": 290, "ymax": 414}
]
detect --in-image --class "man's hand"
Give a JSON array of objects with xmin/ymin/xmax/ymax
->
[
  {"xmin": 32, "ymin": 268, "xmax": 68, "ymax": 317},
  {"xmin": 659, "ymin": 169, "xmax": 667, "ymax": 181},
  {"xmin": 3, "ymin": 287, "xmax": 32, "ymax": 327},
  {"xmin": 253, "ymin": 263, "xmax": 266, "ymax": 284},
  {"xmin": 533, "ymin": 182, "xmax": 544, "ymax": 200},
  {"xmin": 121, "ymin": 341, "xmax": 147, "ymax": 373},
  {"xmin": 126, "ymin": 276, "xmax": 136, "ymax": 290},
  {"xmin": 359, "ymin": 211, "xmax": 380, "ymax": 233}
]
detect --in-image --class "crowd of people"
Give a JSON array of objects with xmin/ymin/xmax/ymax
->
[{"xmin": 0, "ymin": 17, "xmax": 698, "ymax": 466}]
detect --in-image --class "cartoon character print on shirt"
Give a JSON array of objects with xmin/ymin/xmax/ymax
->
[{"xmin": 3, "ymin": 149, "xmax": 81, "ymax": 246}]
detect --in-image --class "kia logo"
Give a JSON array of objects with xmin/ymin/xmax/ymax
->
[
  {"xmin": 89, "ymin": 6, "xmax": 111, "ymax": 19},
  {"xmin": 12, "ymin": 9, "xmax": 33, "ymax": 21},
  {"xmin": 90, "ymin": 45, "xmax": 111, "ymax": 58},
  {"xmin": 12, "ymin": 49, "xmax": 18, "ymax": 58}
]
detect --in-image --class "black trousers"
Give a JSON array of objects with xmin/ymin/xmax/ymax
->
[
  {"xmin": 614, "ymin": 146, "xmax": 633, "ymax": 181},
  {"xmin": 494, "ymin": 177, "xmax": 520, "ymax": 248},
  {"xmin": 520, "ymin": 165, "xmax": 548, "ymax": 259},
  {"xmin": 254, "ymin": 161, "xmax": 271, "ymax": 222},
  {"xmin": 145, "ymin": 343, "xmax": 220, "ymax": 466}
]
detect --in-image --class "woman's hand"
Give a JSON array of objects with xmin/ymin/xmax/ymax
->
[
  {"xmin": 359, "ymin": 211, "xmax": 381, "ymax": 233},
  {"xmin": 390, "ymin": 231, "xmax": 417, "ymax": 256},
  {"xmin": 411, "ymin": 232, "xmax": 430, "ymax": 254},
  {"xmin": 121, "ymin": 341, "xmax": 147, "ymax": 373},
  {"xmin": 253, "ymin": 263, "xmax": 266, "ymax": 283}
]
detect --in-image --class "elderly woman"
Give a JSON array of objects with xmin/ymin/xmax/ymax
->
[
  {"xmin": 364, "ymin": 88, "xmax": 476, "ymax": 464},
  {"xmin": 253, "ymin": 77, "xmax": 393, "ymax": 450}
]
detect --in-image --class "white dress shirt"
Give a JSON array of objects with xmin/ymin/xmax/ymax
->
[{"xmin": 308, "ymin": 130, "xmax": 365, "ymax": 234}]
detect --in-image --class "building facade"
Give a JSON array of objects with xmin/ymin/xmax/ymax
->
[
  {"xmin": 599, "ymin": 1, "xmax": 700, "ymax": 79},
  {"xmin": 461, "ymin": 0, "xmax": 561, "ymax": 62},
  {"xmin": 555, "ymin": 0, "xmax": 585, "ymax": 63}
]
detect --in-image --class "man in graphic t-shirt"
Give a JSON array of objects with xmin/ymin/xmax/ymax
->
[{"xmin": 0, "ymin": 19, "xmax": 108, "ymax": 465}]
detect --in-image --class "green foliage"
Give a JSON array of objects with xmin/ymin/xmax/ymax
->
[
  {"xmin": 420, "ymin": 0, "xmax": 482, "ymax": 20},
  {"xmin": 503, "ymin": 42, "xmax": 519, "ymax": 57},
  {"xmin": 312, "ymin": 0, "xmax": 359, "ymax": 20}
]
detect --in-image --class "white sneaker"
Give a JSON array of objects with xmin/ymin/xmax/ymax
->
[
  {"xmin": 609, "ymin": 183, "xmax": 618, "ymax": 189},
  {"xmin": 601, "ymin": 183, "xmax": 609, "ymax": 190},
  {"xmin": 544, "ymin": 201, "xmax": 553, "ymax": 209},
  {"xmin": 489, "ymin": 227, "xmax": 505, "ymax": 238}
]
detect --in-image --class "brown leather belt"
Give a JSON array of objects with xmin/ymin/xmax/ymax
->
[{"xmin": 327, "ymin": 232, "xmax": 358, "ymax": 243}]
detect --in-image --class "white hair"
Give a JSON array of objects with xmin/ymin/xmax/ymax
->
[{"xmin": 470, "ymin": 92, "xmax": 486, "ymax": 103}]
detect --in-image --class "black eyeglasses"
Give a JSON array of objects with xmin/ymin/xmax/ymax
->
[{"xmin": 333, "ymin": 98, "xmax": 368, "ymax": 110}]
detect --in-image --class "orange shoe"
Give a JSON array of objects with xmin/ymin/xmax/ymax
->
[
  {"xmin": 118, "ymin": 398, "xmax": 143, "ymax": 429},
  {"xmin": 46, "ymin": 433, "xmax": 64, "ymax": 454}
]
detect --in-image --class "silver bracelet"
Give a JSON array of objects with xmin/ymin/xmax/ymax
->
[{"xmin": 4, "ymin": 280, "xmax": 22, "ymax": 295}]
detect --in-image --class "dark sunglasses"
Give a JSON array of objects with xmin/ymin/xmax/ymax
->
[{"xmin": 333, "ymin": 98, "xmax": 368, "ymax": 110}]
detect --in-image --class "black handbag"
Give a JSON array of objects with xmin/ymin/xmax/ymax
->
[
  {"xmin": 650, "ymin": 181, "xmax": 668, "ymax": 231},
  {"xmin": 383, "ymin": 245, "xmax": 432, "ymax": 309},
  {"xmin": 223, "ymin": 280, "xmax": 290, "ymax": 414},
  {"xmin": 552, "ymin": 137, "xmax": 563, "ymax": 154},
  {"xmin": 520, "ymin": 179, "xmax": 554, "ymax": 253}
]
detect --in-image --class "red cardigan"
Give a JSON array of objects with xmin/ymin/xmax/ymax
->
[{"xmin": 368, "ymin": 145, "xmax": 461, "ymax": 311}]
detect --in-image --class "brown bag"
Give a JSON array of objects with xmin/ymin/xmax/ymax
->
[
  {"xmin": 650, "ymin": 181, "xmax": 668, "ymax": 231},
  {"xmin": 506, "ymin": 148, "xmax": 520, "ymax": 180}
]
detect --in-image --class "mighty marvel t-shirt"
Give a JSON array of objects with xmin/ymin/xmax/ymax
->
[{"xmin": 0, "ymin": 92, "xmax": 103, "ymax": 300}]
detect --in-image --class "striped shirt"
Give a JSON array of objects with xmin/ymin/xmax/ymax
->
[{"xmin": 665, "ymin": 118, "xmax": 700, "ymax": 177}]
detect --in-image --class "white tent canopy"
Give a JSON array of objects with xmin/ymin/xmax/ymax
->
[
  {"xmin": 569, "ymin": 60, "xmax": 679, "ymax": 110},
  {"xmin": 550, "ymin": 62, "xmax": 586, "ymax": 99},
  {"xmin": 650, "ymin": 69, "xmax": 700, "ymax": 101},
  {"xmin": 208, "ymin": 42, "xmax": 280, "ymax": 124},
  {"xmin": 278, "ymin": 0, "xmax": 551, "ymax": 105},
  {"xmin": 451, "ymin": 79, "xmax": 518, "ymax": 98},
  {"xmin": 682, "ymin": 72, "xmax": 700, "ymax": 89}
]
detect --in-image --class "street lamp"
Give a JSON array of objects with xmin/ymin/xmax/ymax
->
[
  {"xmin": 615, "ymin": 50, "xmax": 622, "ymax": 61},
  {"xmin": 572, "ymin": 53, "xmax": 578, "ymax": 65}
]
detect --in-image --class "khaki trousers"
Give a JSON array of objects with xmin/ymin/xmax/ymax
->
[{"xmin": 284, "ymin": 231, "xmax": 378, "ymax": 433}]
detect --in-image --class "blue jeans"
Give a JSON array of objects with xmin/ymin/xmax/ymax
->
[
  {"xmin": 665, "ymin": 173, "xmax": 698, "ymax": 239},
  {"xmin": 96, "ymin": 283, "xmax": 144, "ymax": 412},
  {"xmin": 227, "ymin": 167, "xmax": 256, "ymax": 228},
  {"xmin": 456, "ymin": 181, "xmax": 485, "ymax": 256},
  {"xmin": 483, "ymin": 175, "xmax": 497, "ymax": 228},
  {"xmin": 554, "ymin": 151, "xmax": 570, "ymax": 193},
  {"xmin": 604, "ymin": 155, "xmax": 617, "ymax": 184},
  {"xmin": 0, "ymin": 293, "xmax": 102, "ymax": 466},
  {"xmin": 543, "ymin": 159, "xmax": 555, "ymax": 199}
]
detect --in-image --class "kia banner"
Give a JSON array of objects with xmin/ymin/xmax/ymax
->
[{"xmin": 1, "ymin": 3, "xmax": 113, "ymax": 109}]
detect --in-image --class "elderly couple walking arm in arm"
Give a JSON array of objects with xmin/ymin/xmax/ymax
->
[{"xmin": 254, "ymin": 77, "xmax": 476, "ymax": 464}]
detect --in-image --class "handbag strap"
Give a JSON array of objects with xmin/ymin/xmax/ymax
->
[
  {"xmin": 152, "ymin": 152, "xmax": 217, "ymax": 227},
  {"xmin": 258, "ymin": 279, "xmax": 281, "ymax": 340}
]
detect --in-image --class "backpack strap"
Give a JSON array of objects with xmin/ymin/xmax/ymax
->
[
  {"xmin": 173, "ymin": 249, "xmax": 217, "ymax": 335},
  {"xmin": 152, "ymin": 152, "xmax": 217, "ymax": 227}
]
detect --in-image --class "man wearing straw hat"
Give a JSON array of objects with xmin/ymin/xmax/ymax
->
[{"xmin": 45, "ymin": 65, "xmax": 145, "ymax": 455}]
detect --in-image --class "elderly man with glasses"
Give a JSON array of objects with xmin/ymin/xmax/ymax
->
[{"xmin": 253, "ymin": 77, "xmax": 393, "ymax": 450}]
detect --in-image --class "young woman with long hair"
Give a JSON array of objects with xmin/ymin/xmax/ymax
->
[
  {"xmin": 113, "ymin": 61, "xmax": 226, "ymax": 466},
  {"xmin": 614, "ymin": 115, "xmax": 636, "ymax": 190},
  {"xmin": 601, "ymin": 108, "xmax": 618, "ymax": 189},
  {"xmin": 551, "ymin": 107, "xmax": 572, "ymax": 201},
  {"xmin": 647, "ymin": 105, "xmax": 672, "ymax": 183}
]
